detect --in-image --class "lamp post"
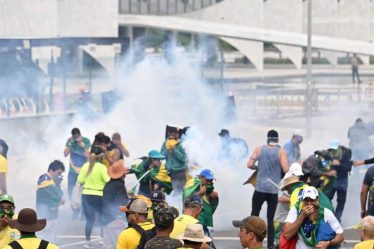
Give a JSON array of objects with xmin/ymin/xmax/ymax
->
[{"xmin": 306, "ymin": 0, "xmax": 312, "ymax": 137}]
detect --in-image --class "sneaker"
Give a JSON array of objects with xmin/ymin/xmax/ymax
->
[{"xmin": 83, "ymin": 241, "xmax": 93, "ymax": 248}]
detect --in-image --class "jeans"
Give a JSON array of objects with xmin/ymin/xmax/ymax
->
[
  {"xmin": 326, "ymin": 178, "xmax": 348, "ymax": 222},
  {"xmin": 82, "ymin": 194, "xmax": 103, "ymax": 241},
  {"xmin": 251, "ymin": 190, "xmax": 278, "ymax": 248},
  {"xmin": 68, "ymin": 171, "xmax": 78, "ymax": 201},
  {"xmin": 352, "ymin": 66, "xmax": 361, "ymax": 83}
]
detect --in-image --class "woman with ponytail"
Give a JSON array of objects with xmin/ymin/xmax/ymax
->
[{"xmin": 78, "ymin": 146, "xmax": 110, "ymax": 248}]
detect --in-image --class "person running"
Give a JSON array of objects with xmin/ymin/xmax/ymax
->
[
  {"xmin": 161, "ymin": 125, "xmax": 187, "ymax": 196},
  {"xmin": 78, "ymin": 146, "xmax": 110, "ymax": 248},
  {"xmin": 4, "ymin": 208, "xmax": 58, "ymax": 249},
  {"xmin": 0, "ymin": 194, "xmax": 20, "ymax": 248},
  {"xmin": 326, "ymin": 139, "xmax": 352, "ymax": 222},
  {"xmin": 145, "ymin": 207, "xmax": 182, "ymax": 249},
  {"xmin": 218, "ymin": 129, "xmax": 249, "ymax": 161},
  {"xmin": 36, "ymin": 160, "xmax": 65, "ymax": 243},
  {"xmin": 170, "ymin": 194, "xmax": 204, "ymax": 239},
  {"xmin": 63, "ymin": 128, "xmax": 91, "ymax": 217},
  {"xmin": 247, "ymin": 129, "xmax": 288, "ymax": 249},
  {"xmin": 0, "ymin": 140, "xmax": 9, "ymax": 194},
  {"xmin": 232, "ymin": 216, "xmax": 267, "ymax": 249}
]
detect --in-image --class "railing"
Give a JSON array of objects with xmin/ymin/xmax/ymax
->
[
  {"xmin": 0, "ymin": 97, "xmax": 49, "ymax": 117},
  {"xmin": 119, "ymin": 0, "xmax": 222, "ymax": 15}
]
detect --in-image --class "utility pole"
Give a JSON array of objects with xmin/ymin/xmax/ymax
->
[{"xmin": 306, "ymin": 0, "xmax": 312, "ymax": 137}]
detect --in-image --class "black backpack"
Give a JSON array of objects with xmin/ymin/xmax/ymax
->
[{"xmin": 129, "ymin": 223, "xmax": 157, "ymax": 249}]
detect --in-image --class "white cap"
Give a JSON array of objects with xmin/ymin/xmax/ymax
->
[
  {"xmin": 292, "ymin": 130, "xmax": 303, "ymax": 137},
  {"xmin": 328, "ymin": 138, "xmax": 340, "ymax": 150},
  {"xmin": 284, "ymin": 163, "xmax": 304, "ymax": 178},
  {"xmin": 302, "ymin": 186, "xmax": 319, "ymax": 200}
]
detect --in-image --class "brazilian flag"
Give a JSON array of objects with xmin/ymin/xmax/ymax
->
[{"xmin": 183, "ymin": 177, "xmax": 219, "ymax": 227}]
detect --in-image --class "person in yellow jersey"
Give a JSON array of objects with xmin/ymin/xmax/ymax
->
[
  {"xmin": 354, "ymin": 216, "xmax": 374, "ymax": 249},
  {"xmin": 101, "ymin": 136, "xmax": 121, "ymax": 168},
  {"xmin": 170, "ymin": 194, "xmax": 203, "ymax": 239},
  {"xmin": 4, "ymin": 208, "xmax": 58, "ymax": 249},
  {"xmin": 177, "ymin": 224, "xmax": 212, "ymax": 249},
  {"xmin": 78, "ymin": 146, "xmax": 110, "ymax": 248},
  {"xmin": 0, "ymin": 194, "xmax": 20, "ymax": 248},
  {"xmin": 0, "ymin": 140, "xmax": 9, "ymax": 194},
  {"xmin": 117, "ymin": 198, "xmax": 156, "ymax": 249}
]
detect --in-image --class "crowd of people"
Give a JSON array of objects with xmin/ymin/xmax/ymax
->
[{"xmin": 0, "ymin": 118, "xmax": 374, "ymax": 249}]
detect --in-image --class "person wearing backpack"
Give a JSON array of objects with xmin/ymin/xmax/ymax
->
[
  {"xmin": 145, "ymin": 207, "xmax": 181, "ymax": 249},
  {"xmin": 3, "ymin": 208, "xmax": 58, "ymax": 249},
  {"xmin": 326, "ymin": 140, "xmax": 352, "ymax": 222},
  {"xmin": 117, "ymin": 198, "xmax": 156, "ymax": 249}
]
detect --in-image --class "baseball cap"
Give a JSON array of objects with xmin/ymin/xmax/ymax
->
[
  {"xmin": 218, "ymin": 129, "xmax": 230, "ymax": 137},
  {"xmin": 184, "ymin": 194, "xmax": 204, "ymax": 208},
  {"xmin": 328, "ymin": 138, "xmax": 340, "ymax": 150},
  {"xmin": 199, "ymin": 169, "xmax": 215, "ymax": 180},
  {"xmin": 284, "ymin": 163, "xmax": 304, "ymax": 178},
  {"xmin": 302, "ymin": 186, "xmax": 319, "ymax": 200},
  {"xmin": 0, "ymin": 194, "xmax": 14, "ymax": 205},
  {"xmin": 232, "ymin": 216, "xmax": 267, "ymax": 241},
  {"xmin": 154, "ymin": 207, "xmax": 178, "ymax": 227},
  {"xmin": 150, "ymin": 190, "xmax": 166, "ymax": 202},
  {"xmin": 119, "ymin": 198, "xmax": 148, "ymax": 214},
  {"xmin": 292, "ymin": 130, "xmax": 303, "ymax": 137}
]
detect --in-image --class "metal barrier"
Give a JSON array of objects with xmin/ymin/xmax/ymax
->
[{"xmin": 0, "ymin": 98, "xmax": 49, "ymax": 117}]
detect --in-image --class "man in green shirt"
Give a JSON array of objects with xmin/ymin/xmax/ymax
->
[
  {"xmin": 63, "ymin": 128, "xmax": 91, "ymax": 218},
  {"xmin": 232, "ymin": 216, "xmax": 267, "ymax": 249}
]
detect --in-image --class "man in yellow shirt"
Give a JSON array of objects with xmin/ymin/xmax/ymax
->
[
  {"xmin": 170, "ymin": 194, "xmax": 203, "ymax": 239},
  {"xmin": 117, "ymin": 198, "xmax": 156, "ymax": 249},
  {"xmin": 355, "ymin": 216, "xmax": 374, "ymax": 249},
  {"xmin": 0, "ymin": 140, "xmax": 8, "ymax": 194},
  {"xmin": 0, "ymin": 195, "xmax": 20, "ymax": 248},
  {"xmin": 4, "ymin": 208, "xmax": 58, "ymax": 249}
]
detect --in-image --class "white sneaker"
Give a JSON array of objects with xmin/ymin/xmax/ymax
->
[{"xmin": 83, "ymin": 241, "xmax": 93, "ymax": 248}]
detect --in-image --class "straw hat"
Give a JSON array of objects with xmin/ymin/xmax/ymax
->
[
  {"xmin": 8, "ymin": 208, "xmax": 46, "ymax": 232},
  {"xmin": 280, "ymin": 175, "xmax": 301, "ymax": 191},
  {"xmin": 177, "ymin": 224, "xmax": 212, "ymax": 243},
  {"xmin": 108, "ymin": 160, "xmax": 127, "ymax": 179}
]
